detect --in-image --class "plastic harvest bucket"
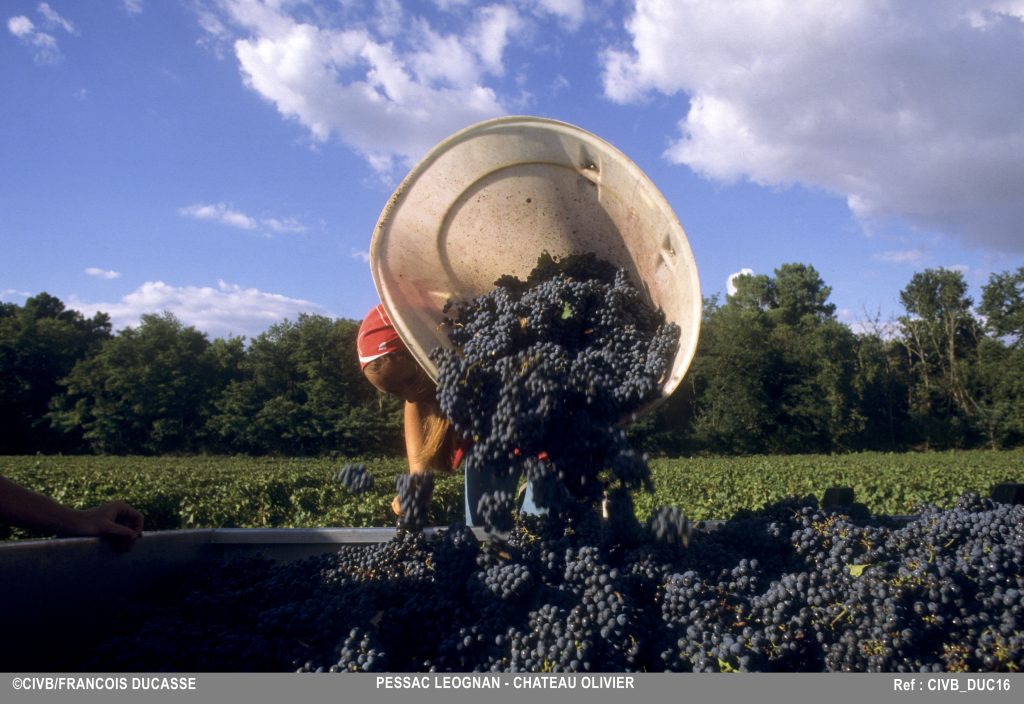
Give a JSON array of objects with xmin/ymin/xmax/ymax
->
[{"xmin": 370, "ymin": 116, "xmax": 701, "ymax": 401}]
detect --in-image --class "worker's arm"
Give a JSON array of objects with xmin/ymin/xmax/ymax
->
[
  {"xmin": 0, "ymin": 476, "xmax": 143, "ymax": 545},
  {"xmin": 404, "ymin": 399, "xmax": 432, "ymax": 474},
  {"xmin": 391, "ymin": 399, "xmax": 433, "ymax": 515}
]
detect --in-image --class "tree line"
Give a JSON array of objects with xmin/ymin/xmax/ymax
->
[
  {"xmin": 641, "ymin": 264, "xmax": 1024, "ymax": 454},
  {"xmin": 2, "ymin": 263, "xmax": 1022, "ymax": 457},
  {"xmin": 0, "ymin": 298, "xmax": 403, "ymax": 456}
]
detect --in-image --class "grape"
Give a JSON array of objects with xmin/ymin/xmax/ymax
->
[
  {"xmin": 646, "ymin": 506, "xmax": 692, "ymax": 548},
  {"xmin": 476, "ymin": 490, "xmax": 516, "ymax": 535},
  {"xmin": 396, "ymin": 472, "xmax": 434, "ymax": 532},
  {"xmin": 335, "ymin": 463, "xmax": 374, "ymax": 494}
]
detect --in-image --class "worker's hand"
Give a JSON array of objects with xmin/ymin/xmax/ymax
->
[
  {"xmin": 391, "ymin": 495, "xmax": 401, "ymax": 516},
  {"xmin": 69, "ymin": 500, "xmax": 144, "ymax": 550}
]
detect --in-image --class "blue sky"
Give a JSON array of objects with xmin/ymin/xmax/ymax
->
[{"xmin": 3, "ymin": 0, "xmax": 1022, "ymax": 339}]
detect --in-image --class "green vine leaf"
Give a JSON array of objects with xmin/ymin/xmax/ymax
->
[{"xmin": 848, "ymin": 563, "xmax": 871, "ymax": 577}]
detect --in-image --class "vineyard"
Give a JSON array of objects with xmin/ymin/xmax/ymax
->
[{"xmin": 2, "ymin": 450, "xmax": 1022, "ymax": 539}]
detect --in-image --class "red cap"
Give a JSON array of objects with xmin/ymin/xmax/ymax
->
[{"xmin": 357, "ymin": 304, "xmax": 405, "ymax": 369}]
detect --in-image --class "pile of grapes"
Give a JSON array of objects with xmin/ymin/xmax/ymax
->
[
  {"xmin": 88, "ymin": 494, "xmax": 1023, "ymax": 672},
  {"xmin": 84, "ymin": 255, "xmax": 1022, "ymax": 672}
]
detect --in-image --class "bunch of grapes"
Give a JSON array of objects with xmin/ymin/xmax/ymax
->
[
  {"xmin": 432, "ymin": 253, "xmax": 680, "ymax": 528},
  {"xmin": 646, "ymin": 506, "xmax": 692, "ymax": 548},
  {"xmin": 395, "ymin": 473, "xmax": 434, "ymax": 531},
  {"xmin": 335, "ymin": 463, "xmax": 374, "ymax": 494},
  {"xmin": 476, "ymin": 490, "xmax": 516, "ymax": 534}
]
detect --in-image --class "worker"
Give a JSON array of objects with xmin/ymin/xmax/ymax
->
[
  {"xmin": 358, "ymin": 304, "xmax": 461, "ymax": 517},
  {"xmin": 356, "ymin": 304, "xmax": 539, "ymax": 525},
  {"xmin": 0, "ymin": 475, "xmax": 144, "ymax": 548}
]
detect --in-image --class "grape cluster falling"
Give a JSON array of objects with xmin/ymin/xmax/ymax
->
[
  {"xmin": 431, "ymin": 252, "xmax": 680, "ymax": 528},
  {"xmin": 335, "ymin": 463, "xmax": 374, "ymax": 494}
]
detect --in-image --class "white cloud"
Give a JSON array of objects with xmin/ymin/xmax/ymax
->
[
  {"xmin": 873, "ymin": 249, "xmax": 929, "ymax": 266},
  {"xmin": 68, "ymin": 280, "xmax": 327, "ymax": 339},
  {"xmin": 551, "ymin": 74, "xmax": 571, "ymax": 94},
  {"xmin": 7, "ymin": 15, "xmax": 34, "ymax": 37},
  {"xmin": 179, "ymin": 202, "xmax": 258, "ymax": 230},
  {"xmin": 470, "ymin": 5, "xmax": 522, "ymax": 75},
  {"xmin": 432, "ymin": 0, "xmax": 472, "ymax": 10},
  {"xmin": 350, "ymin": 248, "xmax": 370, "ymax": 263},
  {"xmin": 7, "ymin": 15, "xmax": 60, "ymax": 64},
  {"xmin": 37, "ymin": 3, "xmax": 76, "ymax": 35},
  {"xmin": 122, "ymin": 0, "xmax": 144, "ymax": 15},
  {"xmin": 372, "ymin": 0, "xmax": 404, "ymax": 38},
  {"xmin": 85, "ymin": 267, "xmax": 122, "ymax": 280},
  {"xmin": 409, "ymin": 6, "xmax": 522, "ymax": 86},
  {"xmin": 178, "ymin": 202, "xmax": 307, "ymax": 234},
  {"xmin": 1, "ymin": 288, "xmax": 32, "ymax": 301},
  {"xmin": 196, "ymin": 6, "xmax": 228, "ymax": 39},
  {"xmin": 202, "ymin": 0, "xmax": 513, "ymax": 174},
  {"xmin": 726, "ymin": 267, "xmax": 754, "ymax": 296},
  {"xmin": 603, "ymin": 0, "xmax": 1024, "ymax": 253},
  {"xmin": 532, "ymin": 0, "xmax": 586, "ymax": 29},
  {"xmin": 261, "ymin": 216, "xmax": 307, "ymax": 234},
  {"xmin": 195, "ymin": 6, "xmax": 231, "ymax": 57},
  {"xmin": 410, "ymin": 21, "xmax": 482, "ymax": 87},
  {"xmin": 8, "ymin": 3, "xmax": 76, "ymax": 63}
]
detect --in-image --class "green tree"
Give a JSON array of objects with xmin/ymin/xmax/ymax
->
[
  {"xmin": 50, "ymin": 313, "xmax": 237, "ymax": 454},
  {"xmin": 209, "ymin": 314, "xmax": 402, "ymax": 455},
  {"xmin": 682, "ymin": 264, "xmax": 862, "ymax": 454},
  {"xmin": 0, "ymin": 293, "xmax": 111, "ymax": 453},
  {"xmin": 728, "ymin": 272, "xmax": 775, "ymax": 313},
  {"xmin": 851, "ymin": 329, "xmax": 910, "ymax": 450},
  {"xmin": 979, "ymin": 266, "xmax": 1024, "ymax": 347},
  {"xmin": 778, "ymin": 318, "xmax": 862, "ymax": 451},
  {"xmin": 687, "ymin": 299, "xmax": 776, "ymax": 454},
  {"xmin": 897, "ymin": 268, "xmax": 981, "ymax": 448},
  {"xmin": 973, "ymin": 338, "xmax": 1024, "ymax": 449},
  {"xmin": 770, "ymin": 262, "xmax": 836, "ymax": 326},
  {"xmin": 972, "ymin": 268, "xmax": 1024, "ymax": 447}
]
